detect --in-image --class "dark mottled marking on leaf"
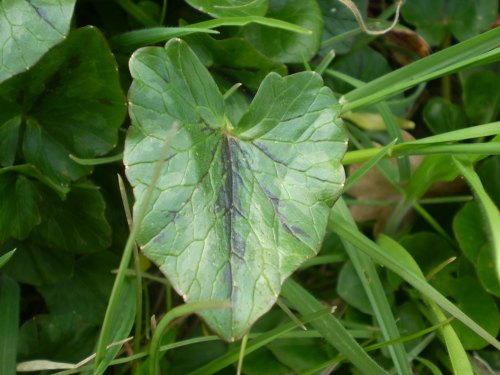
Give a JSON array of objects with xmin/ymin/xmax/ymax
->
[
  {"xmin": 252, "ymin": 141, "xmax": 287, "ymax": 165},
  {"xmin": 153, "ymin": 231, "xmax": 166, "ymax": 244},
  {"xmin": 231, "ymin": 232, "xmax": 246, "ymax": 262},
  {"xmin": 28, "ymin": 3, "xmax": 53, "ymax": 27},
  {"xmin": 289, "ymin": 225, "xmax": 308, "ymax": 237},
  {"xmin": 262, "ymin": 186, "xmax": 283, "ymax": 208}
]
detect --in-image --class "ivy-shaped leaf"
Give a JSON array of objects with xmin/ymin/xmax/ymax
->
[
  {"xmin": 124, "ymin": 39, "xmax": 347, "ymax": 340},
  {"xmin": 185, "ymin": 0, "xmax": 268, "ymax": 18},
  {"xmin": 0, "ymin": 27, "xmax": 126, "ymax": 188},
  {"xmin": 0, "ymin": 0, "xmax": 76, "ymax": 83}
]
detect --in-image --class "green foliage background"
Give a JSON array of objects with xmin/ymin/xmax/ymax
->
[{"xmin": 0, "ymin": 0, "xmax": 499, "ymax": 374}]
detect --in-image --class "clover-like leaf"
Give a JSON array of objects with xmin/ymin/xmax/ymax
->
[
  {"xmin": 124, "ymin": 39, "xmax": 346, "ymax": 340},
  {"xmin": 0, "ymin": 0, "xmax": 76, "ymax": 83},
  {"xmin": 185, "ymin": 0, "xmax": 268, "ymax": 18},
  {"xmin": 0, "ymin": 26, "xmax": 126, "ymax": 188}
]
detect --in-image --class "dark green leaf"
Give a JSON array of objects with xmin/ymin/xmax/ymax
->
[
  {"xmin": 462, "ymin": 70, "xmax": 500, "ymax": 125},
  {"xmin": 0, "ymin": 27, "xmax": 126, "ymax": 187},
  {"xmin": 184, "ymin": 33, "xmax": 287, "ymax": 89},
  {"xmin": 0, "ymin": 275, "xmax": 20, "ymax": 375},
  {"xmin": 453, "ymin": 202, "xmax": 487, "ymax": 263},
  {"xmin": 423, "ymin": 97, "xmax": 467, "ymax": 134},
  {"xmin": 401, "ymin": 0, "xmax": 497, "ymax": 46},
  {"xmin": 328, "ymin": 47, "xmax": 391, "ymax": 94},
  {"xmin": 0, "ymin": 240, "xmax": 74, "ymax": 286},
  {"xmin": 17, "ymin": 312, "xmax": 97, "ymax": 363},
  {"xmin": 124, "ymin": 39, "xmax": 347, "ymax": 340},
  {"xmin": 478, "ymin": 156, "xmax": 500, "ymax": 208},
  {"xmin": 185, "ymin": 0, "xmax": 268, "ymax": 18},
  {"xmin": 30, "ymin": 183, "xmax": 112, "ymax": 253},
  {"xmin": 477, "ymin": 244, "xmax": 500, "ymax": 297},
  {"xmin": 0, "ymin": 115, "xmax": 20, "ymax": 166},
  {"xmin": 400, "ymin": 232, "xmax": 456, "ymax": 277},
  {"xmin": 240, "ymin": 0, "xmax": 323, "ymax": 63},
  {"xmin": 38, "ymin": 252, "xmax": 119, "ymax": 325},
  {"xmin": 319, "ymin": 0, "xmax": 367, "ymax": 54},
  {"xmin": 0, "ymin": 0, "xmax": 76, "ymax": 83},
  {"xmin": 337, "ymin": 260, "xmax": 373, "ymax": 315},
  {"xmin": 451, "ymin": 276, "xmax": 500, "ymax": 350},
  {"xmin": 267, "ymin": 337, "xmax": 329, "ymax": 372},
  {"xmin": 401, "ymin": 0, "xmax": 447, "ymax": 46},
  {"xmin": 448, "ymin": 0, "xmax": 498, "ymax": 42},
  {"xmin": 0, "ymin": 173, "xmax": 41, "ymax": 243},
  {"xmin": 243, "ymin": 348, "xmax": 291, "ymax": 375}
]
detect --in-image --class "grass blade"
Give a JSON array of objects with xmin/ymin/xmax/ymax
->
[
  {"xmin": 0, "ymin": 276, "xmax": 20, "ymax": 375},
  {"xmin": 378, "ymin": 235, "xmax": 473, "ymax": 375},
  {"xmin": 281, "ymin": 279, "xmax": 389, "ymax": 375},
  {"xmin": 110, "ymin": 27, "xmax": 219, "ymax": 50},
  {"xmin": 453, "ymin": 158, "xmax": 500, "ymax": 282},
  {"xmin": 188, "ymin": 307, "xmax": 334, "ymax": 375},
  {"xmin": 345, "ymin": 139, "xmax": 396, "ymax": 190},
  {"xmin": 191, "ymin": 16, "xmax": 312, "ymax": 34},
  {"xmin": 93, "ymin": 125, "xmax": 178, "ymax": 372},
  {"xmin": 330, "ymin": 214, "xmax": 500, "ymax": 350},
  {"xmin": 342, "ymin": 28, "xmax": 500, "ymax": 111},
  {"xmin": 0, "ymin": 249, "xmax": 16, "ymax": 269},
  {"xmin": 334, "ymin": 199, "xmax": 412, "ymax": 375},
  {"xmin": 149, "ymin": 301, "xmax": 230, "ymax": 375}
]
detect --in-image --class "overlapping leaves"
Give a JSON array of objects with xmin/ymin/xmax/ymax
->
[{"xmin": 124, "ymin": 39, "xmax": 347, "ymax": 340}]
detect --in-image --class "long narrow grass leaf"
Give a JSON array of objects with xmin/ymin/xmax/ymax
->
[
  {"xmin": 0, "ymin": 249, "xmax": 16, "ymax": 269},
  {"xmin": 345, "ymin": 139, "xmax": 397, "ymax": 190},
  {"xmin": 69, "ymin": 153, "xmax": 123, "ymax": 165},
  {"xmin": 282, "ymin": 279, "xmax": 389, "ymax": 375},
  {"xmin": 0, "ymin": 276, "xmax": 20, "ymax": 375},
  {"xmin": 188, "ymin": 307, "xmax": 333, "ymax": 375},
  {"xmin": 330, "ymin": 216, "xmax": 500, "ymax": 350},
  {"xmin": 93, "ymin": 125, "xmax": 178, "ymax": 371},
  {"xmin": 342, "ymin": 28, "xmax": 500, "ymax": 111},
  {"xmin": 110, "ymin": 27, "xmax": 219, "ymax": 50},
  {"xmin": 453, "ymin": 158, "xmax": 500, "ymax": 282},
  {"xmin": 335, "ymin": 200, "xmax": 412, "ymax": 375},
  {"xmin": 149, "ymin": 301, "xmax": 230, "ymax": 375},
  {"xmin": 378, "ymin": 235, "xmax": 473, "ymax": 375},
  {"xmin": 192, "ymin": 16, "xmax": 312, "ymax": 34},
  {"xmin": 376, "ymin": 102, "xmax": 411, "ymax": 181}
]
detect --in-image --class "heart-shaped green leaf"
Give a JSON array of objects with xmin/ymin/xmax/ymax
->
[
  {"xmin": 0, "ymin": 0, "xmax": 76, "ymax": 83},
  {"xmin": 124, "ymin": 39, "xmax": 346, "ymax": 340}
]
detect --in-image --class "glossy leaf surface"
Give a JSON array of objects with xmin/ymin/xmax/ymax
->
[
  {"xmin": 0, "ymin": 0, "xmax": 76, "ymax": 83},
  {"xmin": 124, "ymin": 39, "xmax": 346, "ymax": 340}
]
